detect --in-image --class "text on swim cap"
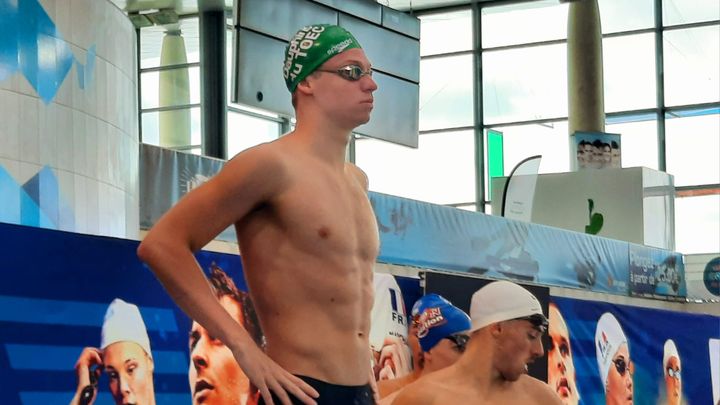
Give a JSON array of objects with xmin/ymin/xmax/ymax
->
[
  {"xmin": 416, "ymin": 307, "xmax": 447, "ymax": 339},
  {"xmin": 327, "ymin": 38, "xmax": 353, "ymax": 56},
  {"xmin": 283, "ymin": 25, "xmax": 325, "ymax": 82}
]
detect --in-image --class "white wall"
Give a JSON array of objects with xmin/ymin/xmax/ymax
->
[{"xmin": 0, "ymin": 0, "xmax": 139, "ymax": 238}]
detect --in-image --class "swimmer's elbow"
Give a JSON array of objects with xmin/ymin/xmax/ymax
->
[
  {"xmin": 137, "ymin": 233, "xmax": 178, "ymax": 266},
  {"xmin": 137, "ymin": 237, "xmax": 159, "ymax": 265}
]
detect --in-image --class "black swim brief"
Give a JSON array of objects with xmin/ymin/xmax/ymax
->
[{"xmin": 257, "ymin": 375, "xmax": 375, "ymax": 405}]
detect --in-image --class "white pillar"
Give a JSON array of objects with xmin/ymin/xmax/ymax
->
[
  {"xmin": 567, "ymin": 0, "xmax": 605, "ymax": 136},
  {"xmin": 159, "ymin": 30, "xmax": 191, "ymax": 148}
]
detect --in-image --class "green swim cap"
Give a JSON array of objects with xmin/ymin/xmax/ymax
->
[{"xmin": 283, "ymin": 24, "xmax": 362, "ymax": 92}]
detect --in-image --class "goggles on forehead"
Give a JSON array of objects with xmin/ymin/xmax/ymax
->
[
  {"xmin": 515, "ymin": 313, "xmax": 549, "ymax": 331},
  {"xmin": 316, "ymin": 64, "xmax": 373, "ymax": 81},
  {"xmin": 444, "ymin": 333, "xmax": 470, "ymax": 353},
  {"xmin": 666, "ymin": 367, "xmax": 681, "ymax": 379}
]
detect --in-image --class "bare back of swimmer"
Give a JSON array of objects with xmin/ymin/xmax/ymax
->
[{"xmin": 138, "ymin": 24, "xmax": 379, "ymax": 405}]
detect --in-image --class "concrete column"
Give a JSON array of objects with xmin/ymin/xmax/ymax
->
[
  {"xmin": 199, "ymin": 9, "xmax": 226, "ymax": 159},
  {"xmin": 159, "ymin": 30, "xmax": 191, "ymax": 148},
  {"xmin": 567, "ymin": 0, "xmax": 605, "ymax": 136}
]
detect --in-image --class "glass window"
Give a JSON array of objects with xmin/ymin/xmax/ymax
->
[
  {"xmin": 419, "ymin": 10, "xmax": 473, "ymax": 56},
  {"xmin": 355, "ymin": 130, "xmax": 476, "ymax": 206},
  {"xmin": 141, "ymin": 107, "xmax": 201, "ymax": 149},
  {"xmin": 484, "ymin": 203, "xmax": 493, "ymax": 214},
  {"xmin": 675, "ymin": 194, "xmax": 720, "ymax": 254},
  {"xmin": 456, "ymin": 204, "xmax": 477, "ymax": 212},
  {"xmin": 663, "ymin": 0, "xmax": 720, "ymax": 26},
  {"xmin": 140, "ymin": 18, "xmax": 200, "ymax": 69},
  {"xmin": 141, "ymin": 67, "xmax": 201, "ymax": 109},
  {"xmin": 481, "ymin": 0, "xmax": 567, "ymax": 49},
  {"xmin": 664, "ymin": 25, "xmax": 720, "ymax": 106},
  {"xmin": 227, "ymin": 112, "xmax": 280, "ymax": 158},
  {"xmin": 599, "ymin": 0, "xmax": 654, "ymax": 34},
  {"xmin": 419, "ymin": 54, "xmax": 474, "ymax": 131},
  {"xmin": 603, "ymin": 33, "xmax": 656, "ymax": 112},
  {"xmin": 665, "ymin": 112, "xmax": 720, "ymax": 186},
  {"xmin": 605, "ymin": 117, "xmax": 659, "ymax": 170},
  {"xmin": 483, "ymin": 43, "xmax": 567, "ymax": 124},
  {"xmin": 485, "ymin": 121, "xmax": 571, "ymax": 186}
]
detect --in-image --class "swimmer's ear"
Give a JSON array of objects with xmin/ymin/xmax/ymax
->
[
  {"xmin": 490, "ymin": 322, "xmax": 503, "ymax": 338},
  {"xmin": 295, "ymin": 78, "xmax": 314, "ymax": 96}
]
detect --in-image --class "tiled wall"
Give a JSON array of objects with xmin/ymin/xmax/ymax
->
[{"xmin": 0, "ymin": 0, "xmax": 139, "ymax": 239}]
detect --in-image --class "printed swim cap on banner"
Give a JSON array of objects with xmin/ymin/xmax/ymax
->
[
  {"xmin": 594, "ymin": 312, "xmax": 627, "ymax": 389},
  {"xmin": 100, "ymin": 298, "xmax": 152, "ymax": 358},
  {"xmin": 283, "ymin": 24, "xmax": 362, "ymax": 92}
]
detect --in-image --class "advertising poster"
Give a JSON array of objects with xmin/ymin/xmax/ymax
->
[
  {"xmin": 550, "ymin": 296, "xmax": 720, "ymax": 405},
  {"xmin": 629, "ymin": 244, "xmax": 687, "ymax": 299},
  {"xmin": 0, "ymin": 222, "xmax": 249, "ymax": 405},
  {"xmin": 572, "ymin": 131, "xmax": 621, "ymax": 170},
  {"xmin": 0, "ymin": 222, "xmax": 422, "ymax": 405},
  {"xmin": 372, "ymin": 191, "xmax": 632, "ymax": 295}
]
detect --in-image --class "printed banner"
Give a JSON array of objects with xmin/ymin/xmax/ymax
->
[
  {"xmin": 369, "ymin": 273, "xmax": 422, "ymax": 382},
  {"xmin": 0, "ymin": 222, "xmax": 422, "ymax": 405},
  {"xmin": 0, "ymin": 222, "xmax": 250, "ymax": 405},
  {"xmin": 629, "ymin": 244, "xmax": 687, "ymax": 298},
  {"xmin": 501, "ymin": 155, "xmax": 542, "ymax": 222},
  {"xmin": 572, "ymin": 131, "xmax": 621, "ymax": 170},
  {"xmin": 372, "ymin": 191, "xmax": 631, "ymax": 295},
  {"xmin": 139, "ymin": 148, "xmax": 681, "ymax": 298},
  {"xmin": 139, "ymin": 144, "xmax": 234, "ymax": 241},
  {"xmin": 549, "ymin": 296, "xmax": 720, "ymax": 405}
]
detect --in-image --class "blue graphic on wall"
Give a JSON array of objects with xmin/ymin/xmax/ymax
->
[
  {"xmin": 0, "ymin": 164, "xmax": 74, "ymax": 230},
  {"xmin": 0, "ymin": 0, "xmax": 96, "ymax": 103}
]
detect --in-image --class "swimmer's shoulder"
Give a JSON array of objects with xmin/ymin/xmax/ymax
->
[
  {"xmin": 345, "ymin": 162, "xmax": 369, "ymax": 191},
  {"xmin": 219, "ymin": 140, "xmax": 293, "ymax": 193},
  {"xmin": 519, "ymin": 375, "xmax": 563, "ymax": 405}
]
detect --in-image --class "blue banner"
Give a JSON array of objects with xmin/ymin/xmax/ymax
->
[
  {"xmin": 629, "ymin": 244, "xmax": 687, "ymax": 298},
  {"xmin": 0, "ymin": 222, "xmax": 244, "ymax": 405},
  {"xmin": 550, "ymin": 296, "xmax": 719, "ymax": 405},
  {"xmin": 0, "ymin": 222, "xmax": 422, "ymax": 405},
  {"xmin": 371, "ymin": 192, "xmax": 631, "ymax": 295}
]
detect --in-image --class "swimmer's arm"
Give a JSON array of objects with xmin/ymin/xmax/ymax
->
[
  {"xmin": 138, "ymin": 144, "xmax": 286, "ymax": 340},
  {"xmin": 138, "ymin": 145, "xmax": 319, "ymax": 404}
]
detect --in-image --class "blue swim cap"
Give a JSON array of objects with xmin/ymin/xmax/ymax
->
[{"xmin": 412, "ymin": 294, "xmax": 471, "ymax": 352}]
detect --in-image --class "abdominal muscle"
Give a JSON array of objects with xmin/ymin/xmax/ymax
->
[{"xmin": 238, "ymin": 222, "xmax": 376, "ymax": 386}]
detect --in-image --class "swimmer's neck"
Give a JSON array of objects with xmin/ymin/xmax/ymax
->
[
  {"xmin": 453, "ymin": 346, "xmax": 515, "ymax": 390},
  {"xmin": 286, "ymin": 121, "xmax": 353, "ymax": 169}
]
